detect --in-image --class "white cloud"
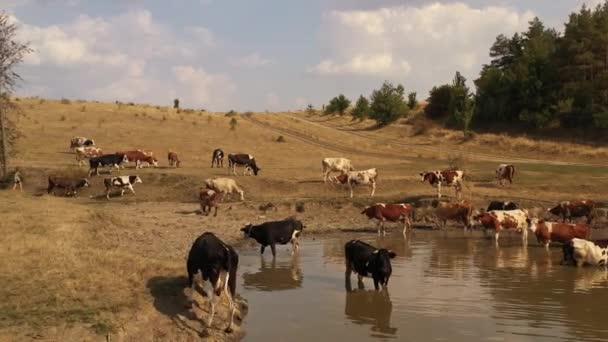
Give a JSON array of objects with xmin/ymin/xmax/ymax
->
[
  {"xmin": 265, "ymin": 92, "xmax": 280, "ymax": 110},
  {"xmin": 185, "ymin": 26, "xmax": 215, "ymax": 47},
  {"xmin": 310, "ymin": 53, "xmax": 411, "ymax": 76},
  {"xmin": 229, "ymin": 52, "xmax": 272, "ymax": 68},
  {"xmin": 312, "ymin": 3, "xmax": 533, "ymax": 89},
  {"xmin": 173, "ymin": 65, "xmax": 236, "ymax": 108}
]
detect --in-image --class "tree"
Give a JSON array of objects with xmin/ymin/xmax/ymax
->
[
  {"xmin": 173, "ymin": 98, "xmax": 179, "ymax": 109},
  {"xmin": 425, "ymin": 85, "xmax": 452, "ymax": 118},
  {"xmin": 351, "ymin": 95, "xmax": 370, "ymax": 120},
  {"xmin": 407, "ymin": 92, "xmax": 418, "ymax": 110},
  {"xmin": 369, "ymin": 81, "xmax": 408, "ymax": 126},
  {"xmin": 305, "ymin": 104, "xmax": 316, "ymax": 116},
  {"xmin": 0, "ymin": 13, "xmax": 31, "ymax": 178},
  {"xmin": 324, "ymin": 94, "xmax": 351, "ymax": 115}
]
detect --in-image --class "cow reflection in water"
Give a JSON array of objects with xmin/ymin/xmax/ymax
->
[
  {"xmin": 344, "ymin": 289, "xmax": 397, "ymax": 336},
  {"xmin": 242, "ymin": 255, "xmax": 302, "ymax": 291}
]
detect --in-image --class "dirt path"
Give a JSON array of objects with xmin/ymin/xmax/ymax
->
[{"xmin": 287, "ymin": 113, "xmax": 608, "ymax": 168}]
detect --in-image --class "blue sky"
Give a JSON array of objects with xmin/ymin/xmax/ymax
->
[{"xmin": 1, "ymin": 0, "xmax": 602, "ymax": 111}]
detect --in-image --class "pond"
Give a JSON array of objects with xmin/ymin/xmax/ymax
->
[{"xmin": 237, "ymin": 231, "xmax": 608, "ymax": 341}]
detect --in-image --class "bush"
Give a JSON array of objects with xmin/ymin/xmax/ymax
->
[
  {"xmin": 407, "ymin": 92, "xmax": 418, "ymax": 110},
  {"xmin": 60, "ymin": 115, "xmax": 66, "ymax": 121},
  {"xmin": 325, "ymin": 94, "xmax": 351, "ymax": 115},
  {"xmin": 425, "ymin": 85, "xmax": 452, "ymax": 118},
  {"xmin": 276, "ymin": 135, "xmax": 286, "ymax": 143},
  {"xmin": 351, "ymin": 95, "xmax": 370, "ymax": 120},
  {"xmin": 305, "ymin": 104, "xmax": 316, "ymax": 116},
  {"xmin": 369, "ymin": 81, "xmax": 408, "ymax": 126},
  {"xmin": 411, "ymin": 118, "xmax": 432, "ymax": 136},
  {"xmin": 225, "ymin": 110, "xmax": 237, "ymax": 117},
  {"xmin": 244, "ymin": 111, "xmax": 253, "ymax": 117},
  {"xmin": 229, "ymin": 117, "xmax": 238, "ymax": 130},
  {"xmin": 173, "ymin": 98, "xmax": 179, "ymax": 109},
  {"xmin": 80, "ymin": 105, "xmax": 86, "ymax": 112},
  {"xmin": 60, "ymin": 98, "xmax": 71, "ymax": 105}
]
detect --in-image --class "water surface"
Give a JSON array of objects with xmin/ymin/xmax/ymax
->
[{"xmin": 238, "ymin": 231, "xmax": 608, "ymax": 341}]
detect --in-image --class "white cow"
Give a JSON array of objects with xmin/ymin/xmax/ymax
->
[
  {"xmin": 322, "ymin": 157, "xmax": 354, "ymax": 183},
  {"xmin": 74, "ymin": 146, "xmax": 103, "ymax": 166},
  {"xmin": 564, "ymin": 238, "xmax": 608, "ymax": 267},
  {"xmin": 334, "ymin": 168, "xmax": 378, "ymax": 198},
  {"xmin": 204, "ymin": 177, "xmax": 245, "ymax": 201}
]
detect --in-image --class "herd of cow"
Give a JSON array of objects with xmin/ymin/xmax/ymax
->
[{"xmin": 46, "ymin": 136, "xmax": 607, "ymax": 334}]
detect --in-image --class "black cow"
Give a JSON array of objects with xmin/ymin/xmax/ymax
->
[
  {"xmin": 344, "ymin": 240, "xmax": 396, "ymax": 291},
  {"xmin": 186, "ymin": 232, "xmax": 239, "ymax": 333},
  {"xmin": 487, "ymin": 201, "xmax": 518, "ymax": 211},
  {"xmin": 228, "ymin": 153, "xmax": 260, "ymax": 176},
  {"xmin": 47, "ymin": 176, "xmax": 90, "ymax": 197},
  {"xmin": 103, "ymin": 175, "xmax": 142, "ymax": 199},
  {"xmin": 241, "ymin": 218, "xmax": 304, "ymax": 257},
  {"xmin": 88, "ymin": 153, "xmax": 128, "ymax": 176},
  {"xmin": 211, "ymin": 149, "xmax": 224, "ymax": 168}
]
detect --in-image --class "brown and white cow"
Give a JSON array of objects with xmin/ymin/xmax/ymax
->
[
  {"xmin": 475, "ymin": 209, "xmax": 530, "ymax": 245},
  {"xmin": 168, "ymin": 151, "xmax": 181, "ymax": 168},
  {"xmin": 322, "ymin": 157, "xmax": 354, "ymax": 183},
  {"xmin": 70, "ymin": 136, "xmax": 95, "ymax": 149},
  {"xmin": 199, "ymin": 188, "xmax": 224, "ymax": 216},
  {"xmin": 332, "ymin": 168, "xmax": 378, "ymax": 198},
  {"xmin": 361, "ymin": 203, "xmax": 414, "ymax": 236},
  {"xmin": 117, "ymin": 150, "xmax": 159, "ymax": 169},
  {"xmin": 496, "ymin": 164, "xmax": 515, "ymax": 186},
  {"xmin": 528, "ymin": 219, "xmax": 590, "ymax": 250},
  {"xmin": 74, "ymin": 146, "xmax": 103, "ymax": 166},
  {"xmin": 433, "ymin": 200, "xmax": 473, "ymax": 230},
  {"xmin": 420, "ymin": 170, "xmax": 464, "ymax": 199},
  {"xmin": 562, "ymin": 238, "xmax": 608, "ymax": 267},
  {"xmin": 548, "ymin": 200, "xmax": 595, "ymax": 224}
]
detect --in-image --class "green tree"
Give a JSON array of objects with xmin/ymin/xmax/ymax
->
[
  {"xmin": 324, "ymin": 94, "xmax": 351, "ymax": 115},
  {"xmin": 305, "ymin": 104, "xmax": 316, "ymax": 116},
  {"xmin": 369, "ymin": 81, "xmax": 408, "ymax": 126},
  {"xmin": 425, "ymin": 85, "xmax": 452, "ymax": 119},
  {"xmin": 351, "ymin": 95, "xmax": 370, "ymax": 120},
  {"xmin": 173, "ymin": 98, "xmax": 179, "ymax": 109},
  {"xmin": 407, "ymin": 92, "xmax": 418, "ymax": 110}
]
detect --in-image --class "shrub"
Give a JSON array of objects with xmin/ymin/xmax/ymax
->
[
  {"xmin": 173, "ymin": 98, "xmax": 179, "ymax": 109},
  {"xmin": 229, "ymin": 117, "xmax": 238, "ymax": 130},
  {"xmin": 60, "ymin": 98, "xmax": 71, "ymax": 104},
  {"xmin": 351, "ymin": 95, "xmax": 370, "ymax": 120},
  {"xmin": 407, "ymin": 92, "xmax": 418, "ymax": 110},
  {"xmin": 276, "ymin": 135, "xmax": 286, "ymax": 143},
  {"xmin": 80, "ymin": 105, "xmax": 86, "ymax": 112},
  {"xmin": 305, "ymin": 104, "xmax": 316, "ymax": 116},
  {"xmin": 225, "ymin": 110, "xmax": 237, "ymax": 117},
  {"xmin": 369, "ymin": 81, "xmax": 408, "ymax": 126},
  {"xmin": 411, "ymin": 119, "xmax": 432, "ymax": 136},
  {"xmin": 244, "ymin": 111, "xmax": 253, "ymax": 117},
  {"xmin": 60, "ymin": 115, "xmax": 66, "ymax": 121},
  {"xmin": 39, "ymin": 99, "xmax": 45, "ymax": 104},
  {"xmin": 162, "ymin": 115, "xmax": 167, "ymax": 121},
  {"xmin": 127, "ymin": 102, "xmax": 134, "ymax": 106},
  {"xmin": 325, "ymin": 94, "xmax": 351, "ymax": 115}
]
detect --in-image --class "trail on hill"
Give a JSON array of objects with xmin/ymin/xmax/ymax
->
[{"xmin": 285, "ymin": 113, "xmax": 608, "ymax": 168}]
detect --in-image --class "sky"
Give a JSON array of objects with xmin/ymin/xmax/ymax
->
[{"xmin": 0, "ymin": 0, "xmax": 603, "ymax": 111}]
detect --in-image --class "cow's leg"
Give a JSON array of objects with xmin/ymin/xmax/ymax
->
[
  {"xmin": 344, "ymin": 261, "xmax": 353, "ymax": 292},
  {"xmin": 455, "ymin": 183, "xmax": 462, "ymax": 199},
  {"xmin": 213, "ymin": 206, "xmax": 218, "ymax": 217},
  {"xmin": 128, "ymin": 184, "xmax": 136, "ymax": 195},
  {"xmin": 349, "ymin": 182, "xmax": 354, "ymax": 198},
  {"xmin": 223, "ymin": 272, "xmax": 235, "ymax": 333},
  {"xmin": 106, "ymin": 187, "xmax": 111, "ymax": 200},
  {"xmin": 270, "ymin": 244, "xmax": 277, "ymax": 258},
  {"xmin": 437, "ymin": 183, "xmax": 442, "ymax": 199},
  {"xmin": 370, "ymin": 181, "xmax": 376, "ymax": 197},
  {"xmin": 544, "ymin": 241, "xmax": 550, "ymax": 250},
  {"xmin": 576, "ymin": 259, "xmax": 584, "ymax": 268},
  {"xmin": 260, "ymin": 245, "xmax": 266, "ymax": 255},
  {"xmin": 357, "ymin": 274, "xmax": 364, "ymax": 290},
  {"xmin": 494, "ymin": 231, "xmax": 500, "ymax": 245},
  {"xmin": 120, "ymin": 189, "xmax": 125, "ymax": 197},
  {"xmin": 207, "ymin": 279, "xmax": 217, "ymax": 328},
  {"xmin": 522, "ymin": 227, "xmax": 528, "ymax": 245},
  {"xmin": 373, "ymin": 278, "xmax": 380, "ymax": 291}
]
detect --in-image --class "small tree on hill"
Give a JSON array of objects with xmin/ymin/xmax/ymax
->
[
  {"xmin": 425, "ymin": 85, "xmax": 452, "ymax": 118},
  {"xmin": 324, "ymin": 94, "xmax": 351, "ymax": 115},
  {"xmin": 369, "ymin": 81, "xmax": 408, "ymax": 126},
  {"xmin": 407, "ymin": 92, "xmax": 418, "ymax": 110},
  {"xmin": 305, "ymin": 104, "xmax": 316, "ymax": 116},
  {"xmin": 351, "ymin": 95, "xmax": 370, "ymax": 120},
  {"xmin": 229, "ymin": 117, "xmax": 238, "ymax": 130},
  {"xmin": 173, "ymin": 98, "xmax": 179, "ymax": 109}
]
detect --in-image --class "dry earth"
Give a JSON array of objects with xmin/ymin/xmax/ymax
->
[{"xmin": 1, "ymin": 97, "xmax": 607, "ymax": 341}]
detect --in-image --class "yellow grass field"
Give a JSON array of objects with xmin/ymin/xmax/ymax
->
[{"xmin": 1, "ymin": 97, "xmax": 607, "ymax": 341}]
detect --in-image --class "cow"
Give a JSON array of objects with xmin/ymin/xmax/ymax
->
[
  {"xmin": 186, "ymin": 232, "xmax": 238, "ymax": 333},
  {"xmin": 496, "ymin": 164, "xmax": 516, "ymax": 186},
  {"xmin": 344, "ymin": 240, "xmax": 396, "ymax": 291},
  {"xmin": 528, "ymin": 219, "xmax": 590, "ymax": 250},
  {"xmin": 74, "ymin": 146, "xmax": 103, "ymax": 167},
  {"xmin": 487, "ymin": 201, "xmax": 518, "ymax": 212},
  {"xmin": 333, "ymin": 168, "xmax": 378, "ymax": 198},
  {"xmin": 228, "ymin": 154, "xmax": 260, "ymax": 176},
  {"xmin": 211, "ymin": 149, "xmax": 224, "ymax": 168},
  {"xmin": 420, "ymin": 170, "xmax": 464, "ymax": 199},
  {"xmin": 562, "ymin": 238, "xmax": 608, "ymax": 267},
  {"xmin": 205, "ymin": 177, "xmax": 244, "ymax": 201},
  {"xmin": 168, "ymin": 151, "xmax": 181, "ymax": 168},
  {"xmin": 103, "ymin": 175, "xmax": 142, "ymax": 200},
  {"xmin": 548, "ymin": 200, "xmax": 595, "ymax": 224},
  {"xmin": 474, "ymin": 209, "xmax": 530, "ymax": 245},
  {"xmin": 322, "ymin": 157, "xmax": 354, "ymax": 183},
  {"xmin": 361, "ymin": 203, "xmax": 414, "ymax": 236},
  {"xmin": 88, "ymin": 153, "xmax": 128, "ymax": 176},
  {"xmin": 241, "ymin": 218, "xmax": 304, "ymax": 257},
  {"xmin": 199, "ymin": 188, "xmax": 223, "ymax": 216},
  {"xmin": 117, "ymin": 150, "xmax": 159, "ymax": 169},
  {"xmin": 433, "ymin": 200, "xmax": 473, "ymax": 230},
  {"xmin": 47, "ymin": 176, "xmax": 90, "ymax": 197},
  {"xmin": 70, "ymin": 136, "xmax": 95, "ymax": 149}
]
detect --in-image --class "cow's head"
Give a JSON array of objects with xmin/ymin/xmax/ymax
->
[
  {"xmin": 548, "ymin": 205, "xmax": 562, "ymax": 216},
  {"xmin": 119, "ymin": 154, "xmax": 129, "ymax": 164},
  {"xmin": 241, "ymin": 224, "xmax": 253, "ymax": 238},
  {"xmin": 527, "ymin": 218, "xmax": 540, "ymax": 233},
  {"xmin": 248, "ymin": 164, "xmax": 261, "ymax": 176},
  {"xmin": 419, "ymin": 172, "xmax": 431, "ymax": 183},
  {"xmin": 133, "ymin": 176, "xmax": 143, "ymax": 184},
  {"xmin": 82, "ymin": 178, "xmax": 91, "ymax": 187},
  {"xmin": 150, "ymin": 157, "xmax": 159, "ymax": 167},
  {"xmin": 333, "ymin": 173, "xmax": 348, "ymax": 185},
  {"xmin": 370, "ymin": 248, "xmax": 396, "ymax": 287}
]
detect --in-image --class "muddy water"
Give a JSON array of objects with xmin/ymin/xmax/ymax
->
[{"xmin": 237, "ymin": 231, "xmax": 608, "ymax": 341}]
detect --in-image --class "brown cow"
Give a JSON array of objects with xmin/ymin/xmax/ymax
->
[
  {"xmin": 528, "ymin": 219, "xmax": 590, "ymax": 250},
  {"xmin": 47, "ymin": 176, "xmax": 90, "ymax": 197},
  {"xmin": 496, "ymin": 164, "xmax": 515, "ymax": 186},
  {"xmin": 199, "ymin": 188, "xmax": 224, "ymax": 216},
  {"xmin": 168, "ymin": 151, "xmax": 181, "ymax": 167},
  {"xmin": 474, "ymin": 209, "xmax": 530, "ymax": 245},
  {"xmin": 361, "ymin": 203, "xmax": 414, "ymax": 236},
  {"xmin": 117, "ymin": 150, "xmax": 158, "ymax": 169},
  {"xmin": 433, "ymin": 200, "xmax": 473, "ymax": 230},
  {"xmin": 548, "ymin": 200, "xmax": 595, "ymax": 224}
]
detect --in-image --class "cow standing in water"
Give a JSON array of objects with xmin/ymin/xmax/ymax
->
[
  {"xmin": 241, "ymin": 218, "xmax": 304, "ymax": 257},
  {"xmin": 186, "ymin": 232, "xmax": 239, "ymax": 333},
  {"xmin": 548, "ymin": 200, "xmax": 595, "ymax": 224},
  {"xmin": 475, "ymin": 209, "xmax": 530, "ymax": 245},
  {"xmin": 344, "ymin": 240, "xmax": 396, "ymax": 291},
  {"xmin": 420, "ymin": 170, "xmax": 464, "ymax": 199},
  {"xmin": 211, "ymin": 149, "xmax": 224, "ymax": 168},
  {"xmin": 496, "ymin": 164, "xmax": 516, "ymax": 186},
  {"xmin": 528, "ymin": 219, "xmax": 590, "ymax": 250}
]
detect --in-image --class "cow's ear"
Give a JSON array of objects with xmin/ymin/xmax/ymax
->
[{"xmin": 388, "ymin": 251, "xmax": 396, "ymax": 259}]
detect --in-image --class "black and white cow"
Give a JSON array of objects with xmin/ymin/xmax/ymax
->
[
  {"xmin": 211, "ymin": 149, "xmax": 225, "ymax": 168},
  {"xmin": 186, "ymin": 232, "xmax": 239, "ymax": 333},
  {"xmin": 344, "ymin": 240, "xmax": 396, "ymax": 291},
  {"xmin": 228, "ymin": 153, "xmax": 260, "ymax": 176},
  {"xmin": 487, "ymin": 201, "xmax": 518, "ymax": 212},
  {"xmin": 88, "ymin": 153, "xmax": 129, "ymax": 176},
  {"xmin": 103, "ymin": 175, "xmax": 142, "ymax": 199},
  {"xmin": 241, "ymin": 218, "xmax": 304, "ymax": 257}
]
